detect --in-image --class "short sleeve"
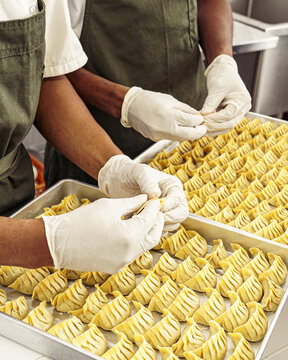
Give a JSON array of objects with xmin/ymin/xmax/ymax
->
[
  {"xmin": 44, "ymin": 0, "xmax": 88, "ymax": 78},
  {"xmin": 68, "ymin": 0, "xmax": 86, "ymax": 38}
]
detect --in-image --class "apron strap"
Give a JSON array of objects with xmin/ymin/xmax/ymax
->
[{"xmin": 0, "ymin": 145, "xmax": 22, "ymax": 181}]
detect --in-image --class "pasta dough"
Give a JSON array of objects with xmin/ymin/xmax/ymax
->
[
  {"xmin": 103, "ymin": 332, "xmax": 134, "ymax": 360},
  {"xmin": 80, "ymin": 271, "xmax": 110, "ymax": 286},
  {"xmin": 170, "ymin": 257, "xmax": 199, "ymax": 284},
  {"xmin": 23, "ymin": 301, "xmax": 54, "ymax": 331},
  {"xmin": 259, "ymin": 252, "xmax": 287, "ymax": 285},
  {"xmin": 32, "ymin": 270, "xmax": 68, "ymax": 302},
  {"xmin": 205, "ymin": 239, "xmax": 228, "ymax": 268},
  {"xmin": 51, "ymin": 279, "xmax": 88, "ymax": 312},
  {"xmin": 0, "ymin": 289, "xmax": 7, "ymax": 306},
  {"xmin": 151, "ymin": 253, "xmax": 178, "ymax": 280},
  {"xmin": 132, "ymin": 334, "xmax": 156, "ymax": 360},
  {"xmin": 260, "ymin": 278, "xmax": 285, "ymax": 311},
  {"xmin": 0, "ymin": 296, "xmax": 29, "ymax": 320},
  {"xmin": 9, "ymin": 267, "xmax": 50, "ymax": 295},
  {"xmin": 243, "ymin": 248, "xmax": 269, "ymax": 277},
  {"xmin": 0, "ymin": 266, "xmax": 28, "ymax": 286},
  {"xmin": 129, "ymin": 251, "xmax": 153, "ymax": 274},
  {"xmin": 227, "ymin": 332, "xmax": 255, "ymax": 360},
  {"xmin": 217, "ymin": 261, "xmax": 243, "ymax": 297},
  {"xmin": 237, "ymin": 269, "xmax": 263, "ymax": 303},
  {"xmin": 48, "ymin": 316, "xmax": 85, "ymax": 342},
  {"xmin": 224, "ymin": 244, "xmax": 250, "ymax": 271},
  {"xmin": 184, "ymin": 258, "xmax": 217, "ymax": 292},
  {"xmin": 72, "ymin": 324, "xmax": 107, "ymax": 356},
  {"xmin": 148, "ymin": 277, "xmax": 179, "ymax": 313},
  {"xmin": 175, "ymin": 233, "xmax": 208, "ymax": 261},
  {"xmin": 100, "ymin": 266, "xmax": 136, "ymax": 295}
]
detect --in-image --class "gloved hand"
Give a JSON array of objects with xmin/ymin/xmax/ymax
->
[
  {"xmin": 43, "ymin": 195, "xmax": 164, "ymax": 273},
  {"xmin": 98, "ymin": 154, "xmax": 188, "ymax": 232},
  {"xmin": 201, "ymin": 54, "xmax": 252, "ymax": 137},
  {"xmin": 121, "ymin": 87, "xmax": 207, "ymax": 142}
]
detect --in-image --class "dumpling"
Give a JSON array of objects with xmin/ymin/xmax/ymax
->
[
  {"xmin": 195, "ymin": 198, "xmax": 220, "ymax": 218},
  {"xmin": 64, "ymin": 270, "xmax": 82, "ymax": 280},
  {"xmin": 229, "ymin": 174, "xmax": 249, "ymax": 191},
  {"xmin": 224, "ymin": 244, "xmax": 250, "ymax": 271},
  {"xmin": 213, "ymin": 166, "xmax": 237, "ymax": 186},
  {"xmin": 48, "ymin": 316, "xmax": 85, "ymax": 342},
  {"xmin": 8, "ymin": 267, "xmax": 50, "ymax": 295},
  {"xmin": 217, "ymin": 261, "xmax": 243, "ymax": 297},
  {"xmin": 171, "ymin": 257, "xmax": 199, "ymax": 284},
  {"xmin": 91, "ymin": 291, "xmax": 131, "ymax": 330},
  {"xmin": 256, "ymin": 221, "xmax": 284, "ymax": 240},
  {"xmin": 245, "ymin": 160, "xmax": 267, "ymax": 182},
  {"xmin": 158, "ymin": 347, "xmax": 180, "ymax": 360},
  {"xmin": 233, "ymin": 193, "xmax": 259, "ymax": 213},
  {"xmin": 210, "ymin": 206, "xmax": 235, "ymax": 224},
  {"xmin": 150, "ymin": 253, "xmax": 178, "ymax": 280},
  {"xmin": 247, "ymin": 200, "xmax": 271, "ymax": 219},
  {"xmin": 132, "ymin": 334, "xmax": 156, "ymax": 360},
  {"xmin": 242, "ymin": 215, "xmax": 269, "ymax": 233},
  {"xmin": 228, "ymin": 210, "xmax": 250, "ymax": 229},
  {"xmin": 201, "ymin": 165, "xmax": 223, "ymax": 183},
  {"xmin": 0, "ymin": 289, "xmax": 7, "ymax": 306},
  {"xmin": 243, "ymin": 178, "xmax": 264, "ymax": 195},
  {"xmin": 263, "ymin": 206, "xmax": 288, "ymax": 223},
  {"xmin": 126, "ymin": 270, "xmax": 160, "ymax": 305},
  {"xmin": 162, "ymin": 227, "xmax": 197, "ymax": 255},
  {"xmin": 148, "ymin": 277, "xmax": 179, "ymax": 313},
  {"xmin": 0, "ymin": 296, "xmax": 29, "ymax": 320},
  {"xmin": 274, "ymin": 230, "xmax": 288, "ymax": 245},
  {"xmin": 260, "ymin": 167, "xmax": 279, "ymax": 186},
  {"xmin": 269, "ymin": 184, "xmax": 288, "ymax": 207},
  {"xmin": 193, "ymin": 321, "xmax": 227, "ymax": 360},
  {"xmin": 183, "ymin": 353, "xmax": 202, "ymax": 360},
  {"xmin": 193, "ymin": 288, "xmax": 226, "ymax": 326},
  {"xmin": 210, "ymin": 151, "xmax": 231, "ymax": 166},
  {"xmin": 175, "ymin": 169, "xmax": 190, "ymax": 184},
  {"xmin": 72, "ymin": 324, "xmax": 107, "ymax": 356},
  {"xmin": 100, "ymin": 266, "xmax": 136, "ymax": 295},
  {"xmin": 236, "ymin": 129, "xmax": 252, "ymax": 144},
  {"xmin": 259, "ymin": 253, "xmax": 287, "ymax": 285},
  {"xmin": 0, "ymin": 266, "xmax": 28, "ymax": 286},
  {"xmin": 175, "ymin": 234, "xmax": 208, "ymax": 261},
  {"xmin": 190, "ymin": 182, "xmax": 216, "ymax": 199},
  {"xmin": 32, "ymin": 270, "xmax": 68, "ymax": 302},
  {"xmin": 80, "ymin": 271, "xmax": 110, "ymax": 286},
  {"xmin": 51, "ymin": 279, "xmax": 88, "ymax": 312},
  {"xmin": 23, "ymin": 301, "xmax": 54, "ymax": 331},
  {"xmin": 233, "ymin": 302, "xmax": 268, "ymax": 342},
  {"xmin": 260, "ymin": 278, "xmax": 284, "ymax": 312},
  {"xmin": 167, "ymin": 284, "xmax": 200, "ymax": 321},
  {"xmin": 129, "ymin": 251, "xmax": 153, "ymax": 274},
  {"xmin": 206, "ymin": 185, "xmax": 231, "ymax": 203},
  {"xmin": 113, "ymin": 301, "xmax": 154, "ymax": 342},
  {"xmin": 205, "ymin": 239, "xmax": 228, "ymax": 268},
  {"xmin": 51, "ymin": 193, "xmax": 81, "ymax": 214},
  {"xmin": 69, "ymin": 285, "xmax": 108, "ymax": 323},
  {"xmin": 238, "ymin": 269, "xmax": 263, "ymax": 303},
  {"xmin": 188, "ymin": 195, "xmax": 204, "ymax": 213},
  {"xmin": 227, "ymin": 332, "xmax": 255, "ymax": 360},
  {"xmin": 243, "ymin": 248, "xmax": 269, "ymax": 277},
  {"xmin": 172, "ymin": 318, "xmax": 205, "ymax": 357},
  {"xmin": 183, "ymin": 174, "xmax": 204, "ymax": 193},
  {"xmin": 219, "ymin": 190, "xmax": 246, "ymax": 209},
  {"xmin": 144, "ymin": 312, "xmax": 181, "ymax": 349},
  {"xmin": 103, "ymin": 332, "xmax": 134, "ymax": 360},
  {"xmin": 215, "ymin": 291, "xmax": 248, "ymax": 332},
  {"xmin": 184, "ymin": 258, "xmax": 217, "ymax": 292}
]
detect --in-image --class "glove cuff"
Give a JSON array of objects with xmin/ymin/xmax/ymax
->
[
  {"xmin": 204, "ymin": 54, "xmax": 237, "ymax": 77},
  {"xmin": 98, "ymin": 154, "xmax": 132, "ymax": 195},
  {"xmin": 120, "ymin": 86, "xmax": 143, "ymax": 128}
]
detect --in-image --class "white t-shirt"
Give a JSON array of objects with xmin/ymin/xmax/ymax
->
[
  {"xmin": 68, "ymin": 0, "xmax": 86, "ymax": 38},
  {"xmin": 0, "ymin": 0, "xmax": 87, "ymax": 77}
]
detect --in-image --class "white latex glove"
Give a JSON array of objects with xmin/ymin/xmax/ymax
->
[
  {"xmin": 43, "ymin": 195, "xmax": 164, "ymax": 274},
  {"xmin": 201, "ymin": 54, "xmax": 251, "ymax": 137},
  {"xmin": 98, "ymin": 154, "xmax": 188, "ymax": 232},
  {"xmin": 121, "ymin": 87, "xmax": 207, "ymax": 142}
]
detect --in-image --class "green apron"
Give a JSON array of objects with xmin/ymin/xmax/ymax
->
[
  {"xmin": 0, "ymin": 0, "xmax": 45, "ymax": 216},
  {"xmin": 44, "ymin": 0, "xmax": 207, "ymax": 188}
]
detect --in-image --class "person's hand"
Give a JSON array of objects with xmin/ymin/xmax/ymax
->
[
  {"xmin": 42, "ymin": 195, "xmax": 164, "ymax": 273},
  {"xmin": 98, "ymin": 155, "xmax": 188, "ymax": 232},
  {"xmin": 121, "ymin": 87, "xmax": 207, "ymax": 142},
  {"xmin": 201, "ymin": 54, "xmax": 251, "ymax": 137}
]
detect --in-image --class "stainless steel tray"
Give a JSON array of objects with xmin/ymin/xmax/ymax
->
[
  {"xmin": 134, "ymin": 112, "xmax": 288, "ymax": 249},
  {"xmin": 1, "ymin": 179, "xmax": 288, "ymax": 359}
]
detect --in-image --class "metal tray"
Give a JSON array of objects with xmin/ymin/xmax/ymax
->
[
  {"xmin": 134, "ymin": 112, "xmax": 288, "ymax": 249},
  {"xmin": 1, "ymin": 179, "xmax": 288, "ymax": 359}
]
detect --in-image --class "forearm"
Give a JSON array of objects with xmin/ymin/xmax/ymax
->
[
  {"xmin": 197, "ymin": 0, "xmax": 233, "ymax": 65},
  {"xmin": 34, "ymin": 76, "xmax": 122, "ymax": 180},
  {"xmin": 67, "ymin": 68, "xmax": 129, "ymax": 119},
  {"xmin": 0, "ymin": 217, "xmax": 53, "ymax": 268}
]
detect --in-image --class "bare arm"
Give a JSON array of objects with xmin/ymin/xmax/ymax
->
[
  {"xmin": 67, "ymin": 69, "xmax": 129, "ymax": 119},
  {"xmin": 197, "ymin": 0, "xmax": 233, "ymax": 65},
  {"xmin": 0, "ymin": 217, "xmax": 53, "ymax": 268},
  {"xmin": 34, "ymin": 75, "xmax": 122, "ymax": 180}
]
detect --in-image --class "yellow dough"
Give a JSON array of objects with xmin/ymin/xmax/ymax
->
[
  {"xmin": 224, "ymin": 244, "xmax": 250, "ymax": 271},
  {"xmin": 64, "ymin": 270, "xmax": 82, "ymax": 280},
  {"xmin": 103, "ymin": 332, "xmax": 134, "ymax": 360},
  {"xmin": 205, "ymin": 239, "xmax": 228, "ymax": 268},
  {"xmin": 159, "ymin": 347, "xmax": 180, "ymax": 360},
  {"xmin": 0, "ymin": 266, "xmax": 28, "ymax": 286},
  {"xmin": 32, "ymin": 270, "xmax": 68, "ymax": 302},
  {"xmin": 23, "ymin": 301, "xmax": 54, "ymax": 331},
  {"xmin": 0, "ymin": 289, "xmax": 7, "ymax": 306},
  {"xmin": 260, "ymin": 278, "xmax": 285, "ymax": 312},
  {"xmin": 91, "ymin": 291, "xmax": 130, "ymax": 330},
  {"xmin": 100, "ymin": 266, "xmax": 136, "ymax": 295},
  {"xmin": 132, "ymin": 334, "xmax": 156, "ymax": 360},
  {"xmin": 184, "ymin": 258, "xmax": 217, "ymax": 292},
  {"xmin": 237, "ymin": 269, "xmax": 263, "ymax": 303},
  {"xmin": 51, "ymin": 279, "xmax": 88, "ymax": 312},
  {"xmin": 161, "ymin": 226, "xmax": 197, "ymax": 255},
  {"xmin": 150, "ymin": 253, "xmax": 178, "ymax": 280},
  {"xmin": 259, "ymin": 253, "xmax": 287, "ymax": 285},
  {"xmin": 227, "ymin": 332, "xmax": 255, "ymax": 360},
  {"xmin": 148, "ymin": 276, "xmax": 179, "ymax": 313},
  {"xmin": 9, "ymin": 267, "xmax": 50, "ymax": 295},
  {"xmin": 233, "ymin": 302, "xmax": 268, "ymax": 342},
  {"xmin": 112, "ymin": 301, "xmax": 154, "ymax": 342},
  {"xmin": 72, "ymin": 324, "xmax": 107, "ymax": 356},
  {"xmin": 126, "ymin": 270, "xmax": 160, "ymax": 305},
  {"xmin": 243, "ymin": 247, "xmax": 269, "ymax": 277},
  {"xmin": 175, "ymin": 233, "xmax": 208, "ymax": 261},
  {"xmin": 129, "ymin": 251, "xmax": 153, "ymax": 274},
  {"xmin": 69, "ymin": 285, "xmax": 108, "ymax": 323},
  {"xmin": 48, "ymin": 316, "xmax": 84, "ymax": 342},
  {"xmin": 170, "ymin": 257, "xmax": 199, "ymax": 285},
  {"xmin": 80, "ymin": 271, "xmax": 110, "ymax": 286},
  {"xmin": 0, "ymin": 296, "xmax": 29, "ymax": 320}
]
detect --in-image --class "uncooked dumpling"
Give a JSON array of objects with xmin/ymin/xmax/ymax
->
[
  {"xmin": 260, "ymin": 278, "xmax": 284, "ymax": 312},
  {"xmin": 0, "ymin": 296, "xmax": 29, "ymax": 320},
  {"xmin": 175, "ymin": 234, "xmax": 208, "ymax": 261},
  {"xmin": 184, "ymin": 258, "xmax": 217, "ymax": 292},
  {"xmin": 23, "ymin": 301, "xmax": 54, "ymax": 331},
  {"xmin": 227, "ymin": 332, "xmax": 255, "ymax": 360},
  {"xmin": 0, "ymin": 266, "xmax": 28, "ymax": 286},
  {"xmin": 9, "ymin": 267, "xmax": 50, "ymax": 295},
  {"xmin": 100, "ymin": 266, "xmax": 136, "ymax": 295},
  {"xmin": 80, "ymin": 271, "xmax": 110, "ymax": 286},
  {"xmin": 48, "ymin": 316, "xmax": 85, "ymax": 342},
  {"xmin": 148, "ymin": 277, "xmax": 179, "ymax": 313},
  {"xmin": 171, "ymin": 257, "xmax": 199, "ymax": 285},
  {"xmin": 129, "ymin": 251, "xmax": 153, "ymax": 274},
  {"xmin": 259, "ymin": 253, "xmax": 287, "ymax": 286},
  {"xmin": 113, "ymin": 301, "xmax": 154, "ymax": 342},
  {"xmin": 0, "ymin": 289, "xmax": 7, "ymax": 306},
  {"xmin": 205, "ymin": 239, "xmax": 228, "ymax": 268},
  {"xmin": 237, "ymin": 269, "xmax": 263, "ymax": 303},
  {"xmin": 132, "ymin": 334, "xmax": 156, "ymax": 360},
  {"xmin": 242, "ymin": 248, "xmax": 269, "ymax": 277},
  {"xmin": 217, "ymin": 261, "xmax": 243, "ymax": 297},
  {"xmin": 151, "ymin": 253, "xmax": 178, "ymax": 280},
  {"xmin": 103, "ymin": 332, "xmax": 134, "ymax": 360},
  {"xmin": 51, "ymin": 279, "xmax": 88, "ymax": 312},
  {"xmin": 91, "ymin": 291, "xmax": 131, "ymax": 330},
  {"xmin": 72, "ymin": 324, "xmax": 107, "ymax": 356},
  {"xmin": 224, "ymin": 244, "xmax": 250, "ymax": 271},
  {"xmin": 32, "ymin": 270, "xmax": 68, "ymax": 302},
  {"xmin": 161, "ymin": 227, "xmax": 197, "ymax": 255}
]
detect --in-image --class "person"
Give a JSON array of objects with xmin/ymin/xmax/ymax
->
[
  {"xmin": 43, "ymin": 0, "xmax": 251, "ymax": 188},
  {"xmin": 0, "ymin": 0, "xmax": 188, "ymax": 274}
]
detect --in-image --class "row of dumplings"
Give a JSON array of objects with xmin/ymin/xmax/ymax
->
[
  {"xmin": 1, "ymin": 226, "xmax": 287, "ymax": 359},
  {"xmin": 148, "ymin": 117, "xmax": 288, "ymax": 244}
]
